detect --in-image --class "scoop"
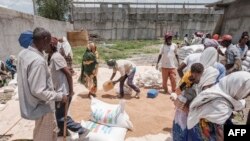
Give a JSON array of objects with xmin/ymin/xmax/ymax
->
[{"xmin": 103, "ymin": 80, "xmax": 114, "ymax": 92}]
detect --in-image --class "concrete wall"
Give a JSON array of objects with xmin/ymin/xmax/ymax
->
[
  {"xmin": 0, "ymin": 7, "xmax": 73, "ymax": 60},
  {"xmin": 73, "ymin": 3, "xmax": 222, "ymax": 40},
  {"xmin": 220, "ymin": 0, "xmax": 250, "ymax": 43}
]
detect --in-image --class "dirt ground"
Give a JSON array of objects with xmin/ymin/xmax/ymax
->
[{"xmin": 69, "ymin": 66, "xmax": 176, "ymax": 138}]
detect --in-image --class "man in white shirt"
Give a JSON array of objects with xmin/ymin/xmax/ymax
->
[
  {"xmin": 45, "ymin": 37, "xmax": 89, "ymax": 139},
  {"xmin": 184, "ymin": 34, "xmax": 190, "ymax": 46},
  {"xmin": 177, "ymin": 53, "xmax": 202, "ymax": 78},
  {"xmin": 107, "ymin": 59, "xmax": 140, "ymax": 99},
  {"xmin": 156, "ymin": 32, "xmax": 179, "ymax": 94},
  {"xmin": 236, "ymin": 35, "xmax": 249, "ymax": 60},
  {"xmin": 191, "ymin": 32, "xmax": 203, "ymax": 45}
]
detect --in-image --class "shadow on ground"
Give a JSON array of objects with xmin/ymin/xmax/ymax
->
[
  {"xmin": 101, "ymin": 94, "xmax": 135, "ymax": 100},
  {"xmin": 78, "ymin": 93, "xmax": 89, "ymax": 99},
  {"xmin": 165, "ymin": 137, "xmax": 173, "ymax": 141},
  {"xmin": 163, "ymin": 127, "xmax": 172, "ymax": 132}
]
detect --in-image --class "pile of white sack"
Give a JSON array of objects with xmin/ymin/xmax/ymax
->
[
  {"xmin": 0, "ymin": 74, "xmax": 18, "ymax": 103},
  {"xmin": 178, "ymin": 44, "xmax": 204, "ymax": 62},
  {"xmin": 136, "ymin": 69, "xmax": 162, "ymax": 89},
  {"xmin": 242, "ymin": 51, "xmax": 250, "ymax": 72},
  {"xmin": 72, "ymin": 97, "xmax": 133, "ymax": 141}
]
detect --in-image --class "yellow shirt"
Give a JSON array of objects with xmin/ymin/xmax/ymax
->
[{"xmin": 179, "ymin": 71, "xmax": 193, "ymax": 89}]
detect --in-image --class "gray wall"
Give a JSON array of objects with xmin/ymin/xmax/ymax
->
[
  {"xmin": 0, "ymin": 7, "xmax": 73, "ymax": 60},
  {"xmin": 220, "ymin": 0, "xmax": 250, "ymax": 43},
  {"xmin": 73, "ymin": 3, "xmax": 222, "ymax": 40}
]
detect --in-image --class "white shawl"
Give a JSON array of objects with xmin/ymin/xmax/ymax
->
[
  {"xmin": 200, "ymin": 47, "xmax": 218, "ymax": 69},
  {"xmin": 187, "ymin": 71, "xmax": 250, "ymax": 129}
]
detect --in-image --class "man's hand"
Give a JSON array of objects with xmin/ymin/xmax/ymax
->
[
  {"xmin": 69, "ymin": 91, "xmax": 74, "ymax": 97},
  {"xmin": 227, "ymin": 67, "xmax": 235, "ymax": 75},
  {"xmin": 62, "ymin": 95, "xmax": 68, "ymax": 103},
  {"xmin": 174, "ymin": 98, "xmax": 185, "ymax": 109},
  {"xmin": 112, "ymin": 81, "xmax": 117, "ymax": 85},
  {"xmin": 170, "ymin": 93, "xmax": 177, "ymax": 101},
  {"xmin": 156, "ymin": 64, "xmax": 159, "ymax": 70}
]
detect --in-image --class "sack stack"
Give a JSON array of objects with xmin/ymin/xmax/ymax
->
[
  {"xmin": 242, "ymin": 51, "xmax": 250, "ymax": 72},
  {"xmin": 136, "ymin": 70, "xmax": 162, "ymax": 89},
  {"xmin": 79, "ymin": 97, "xmax": 133, "ymax": 141},
  {"xmin": 178, "ymin": 44, "xmax": 204, "ymax": 63}
]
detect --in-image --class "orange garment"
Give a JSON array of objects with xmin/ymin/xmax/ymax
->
[{"xmin": 162, "ymin": 68, "xmax": 176, "ymax": 93}]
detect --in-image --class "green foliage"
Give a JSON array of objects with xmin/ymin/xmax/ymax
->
[
  {"xmin": 72, "ymin": 40, "xmax": 162, "ymax": 65},
  {"xmin": 36, "ymin": 0, "xmax": 70, "ymax": 21}
]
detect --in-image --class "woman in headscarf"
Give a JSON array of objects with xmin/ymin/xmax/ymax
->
[
  {"xmin": 200, "ymin": 47, "xmax": 226, "ymax": 83},
  {"xmin": 172, "ymin": 63, "xmax": 205, "ymax": 141},
  {"xmin": 172, "ymin": 48, "xmax": 221, "ymax": 141},
  {"xmin": 79, "ymin": 42, "xmax": 98, "ymax": 97},
  {"xmin": 203, "ymin": 38, "xmax": 219, "ymax": 49},
  {"xmin": 187, "ymin": 71, "xmax": 250, "ymax": 141}
]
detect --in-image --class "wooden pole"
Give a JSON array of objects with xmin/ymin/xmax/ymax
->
[{"xmin": 63, "ymin": 99, "xmax": 69, "ymax": 141}]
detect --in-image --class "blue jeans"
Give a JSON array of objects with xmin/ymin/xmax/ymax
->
[
  {"xmin": 55, "ymin": 97, "xmax": 84, "ymax": 135},
  {"xmin": 119, "ymin": 68, "xmax": 140, "ymax": 97}
]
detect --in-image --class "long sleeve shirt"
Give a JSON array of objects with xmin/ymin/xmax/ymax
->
[{"xmin": 17, "ymin": 46, "xmax": 63, "ymax": 120}]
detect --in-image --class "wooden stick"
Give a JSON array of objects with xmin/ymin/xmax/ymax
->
[{"xmin": 63, "ymin": 99, "xmax": 69, "ymax": 141}]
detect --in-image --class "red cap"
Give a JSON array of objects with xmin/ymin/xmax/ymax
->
[
  {"xmin": 164, "ymin": 32, "xmax": 173, "ymax": 39},
  {"xmin": 213, "ymin": 34, "xmax": 219, "ymax": 40},
  {"xmin": 221, "ymin": 34, "xmax": 232, "ymax": 41}
]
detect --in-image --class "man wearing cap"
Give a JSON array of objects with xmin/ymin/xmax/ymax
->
[
  {"xmin": 213, "ymin": 34, "xmax": 219, "ymax": 41},
  {"xmin": 220, "ymin": 34, "xmax": 241, "ymax": 74},
  {"xmin": 156, "ymin": 32, "xmax": 179, "ymax": 94},
  {"xmin": 107, "ymin": 59, "xmax": 140, "ymax": 99}
]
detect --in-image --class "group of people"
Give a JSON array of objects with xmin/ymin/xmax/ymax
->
[
  {"xmin": 155, "ymin": 31, "xmax": 250, "ymax": 141},
  {"xmin": 17, "ymin": 27, "xmax": 89, "ymax": 141},
  {"xmin": 15, "ymin": 27, "xmax": 143, "ymax": 141},
  {"xmin": 0, "ymin": 55, "xmax": 17, "ymax": 87},
  {"xmin": 79, "ymin": 43, "xmax": 141, "ymax": 99},
  {"xmin": 12, "ymin": 25, "xmax": 250, "ymax": 141}
]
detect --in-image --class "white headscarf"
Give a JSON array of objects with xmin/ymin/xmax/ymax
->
[
  {"xmin": 200, "ymin": 47, "xmax": 218, "ymax": 69},
  {"xmin": 62, "ymin": 37, "xmax": 73, "ymax": 57},
  {"xmin": 197, "ymin": 66, "xmax": 219, "ymax": 93},
  {"xmin": 203, "ymin": 38, "xmax": 219, "ymax": 48},
  {"xmin": 187, "ymin": 71, "xmax": 250, "ymax": 129}
]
